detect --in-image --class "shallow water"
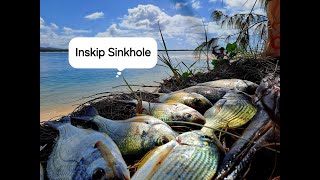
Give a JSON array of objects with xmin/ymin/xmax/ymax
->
[{"xmin": 40, "ymin": 51, "xmax": 209, "ymax": 121}]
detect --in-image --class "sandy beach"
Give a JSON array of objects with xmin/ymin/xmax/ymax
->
[
  {"xmin": 40, "ymin": 86, "xmax": 159, "ymax": 122},
  {"xmin": 41, "ymin": 106, "xmax": 75, "ymax": 122}
]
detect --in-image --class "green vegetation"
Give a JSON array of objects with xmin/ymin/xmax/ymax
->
[
  {"xmin": 157, "ymin": 23, "xmax": 200, "ymax": 84},
  {"xmin": 194, "ymin": 0, "xmax": 268, "ymax": 59}
]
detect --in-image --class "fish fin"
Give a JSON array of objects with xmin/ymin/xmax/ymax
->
[
  {"xmin": 70, "ymin": 106, "xmax": 99, "ymax": 121},
  {"xmin": 44, "ymin": 116, "xmax": 71, "ymax": 129},
  {"xmin": 125, "ymin": 116, "xmax": 150, "ymax": 123},
  {"xmin": 136, "ymin": 146, "xmax": 160, "ymax": 170},
  {"xmin": 115, "ymin": 99, "xmax": 138, "ymax": 105},
  {"xmin": 84, "ymin": 106, "xmax": 99, "ymax": 116}
]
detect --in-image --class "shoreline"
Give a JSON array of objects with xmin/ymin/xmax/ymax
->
[{"xmin": 40, "ymin": 86, "xmax": 159, "ymax": 122}]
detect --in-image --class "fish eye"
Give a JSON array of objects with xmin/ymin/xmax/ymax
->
[
  {"xmin": 157, "ymin": 137, "xmax": 170, "ymax": 145},
  {"xmin": 92, "ymin": 168, "xmax": 105, "ymax": 180},
  {"xmin": 193, "ymin": 98, "xmax": 202, "ymax": 105},
  {"xmin": 184, "ymin": 113, "xmax": 193, "ymax": 119}
]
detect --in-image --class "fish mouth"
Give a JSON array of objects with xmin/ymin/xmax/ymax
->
[{"xmin": 95, "ymin": 141, "xmax": 130, "ymax": 180}]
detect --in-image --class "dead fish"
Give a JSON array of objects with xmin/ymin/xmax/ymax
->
[
  {"xmin": 158, "ymin": 91, "xmax": 213, "ymax": 114},
  {"xmin": 177, "ymin": 85, "xmax": 228, "ymax": 104},
  {"xmin": 132, "ymin": 130, "xmax": 220, "ymax": 180},
  {"xmin": 119, "ymin": 99, "xmax": 206, "ymax": 125},
  {"xmin": 201, "ymin": 91, "xmax": 257, "ymax": 135},
  {"xmin": 197, "ymin": 79, "xmax": 258, "ymax": 94},
  {"xmin": 72, "ymin": 106, "xmax": 178, "ymax": 155},
  {"xmin": 45, "ymin": 117, "xmax": 130, "ymax": 180}
]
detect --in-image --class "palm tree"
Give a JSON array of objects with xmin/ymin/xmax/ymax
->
[{"xmin": 194, "ymin": 0, "xmax": 269, "ymax": 58}]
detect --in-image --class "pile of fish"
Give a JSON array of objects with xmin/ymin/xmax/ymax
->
[{"xmin": 40, "ymin": 77, "xmax": 280, "ymax": 180}]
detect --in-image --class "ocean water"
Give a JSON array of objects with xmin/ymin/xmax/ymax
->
[{"xmin": 40, "ymin": 51, "xmax": 209, "ymax": 121}]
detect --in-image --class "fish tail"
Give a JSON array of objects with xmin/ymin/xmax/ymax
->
[
  {"xmin": 44, "ymin": 116, "xmax": 71, "ymax": 130},
  {"xmin": 115, "ymin": 99, "xmax": 138, "ymax": 106},
  {"xmin": 70, "ymin": 106, "xmax": 99, "ymax": 121},
  {"xmin": 83, "ymin": 106, "xmax": 99, "ymax": 116}
]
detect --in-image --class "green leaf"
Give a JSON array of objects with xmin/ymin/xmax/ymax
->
[
  {"xmin": 211, "ymin": 59, "xmax": 219, "ymax": 66},
  {"xmin": 226, "ymin": 42, "xmax": 237, "ymax": 52},
  {"xmin": 182, "ymin": 72, "xmax": 190, "ymax": 78}
]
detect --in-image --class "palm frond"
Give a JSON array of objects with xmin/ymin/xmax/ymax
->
[
  {"xmin": 211, "ymin": 10, "xmax": 227, "ymax": 22},
  {"xmin": 193, "ymin": 37, "xmax": 219, "ymax": 56}
]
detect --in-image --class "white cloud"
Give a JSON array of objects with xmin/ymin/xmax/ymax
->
[
  {"xmin": 225, "ymin": 0, "xmax": 264, "ymax": 10},
  {"xmin": 40, "ymin": 17, "xmax": 91, "ymax": 48},
  {"xmin": 63, "ymin": 27, "xmax": 91, "ymax": 34},
  {"xmin": 175, "ymin": 2, "xmax": 188, "ymax": 10},
  {"xmin": 207, "ymin": 22, "xmax": 236, "ymax": 36},
  {"xmin": 84, "ymin": 12, "xmax": 104, "ymax": 20},
  {"xmin": 96, "ymin": 4, "xmax": 234, "ymax": 49},
  {"xmin": 191, "ymin": 0, "xmax": 201, "ymax": 9},
  {"xmin": 208, "ymin": 0, "xmax": 217, "ymax": 2},
  {"xmin": 119, "ymin": 4, "xmax": 170, "ymax": 30},
  {"xmin": 40, "ymin": 17, "xmax": 45, "ymax": 29},
  {"xmin": 252, "ymin": 8, "xmax": 267, "ymax": 15},
  {"xmin": 50, "ymin": 23, "xmax": 59, "ymax": 29},
  {"xmin": 96, "ymin": 23, "xmax": 130, "ymax": 37}
]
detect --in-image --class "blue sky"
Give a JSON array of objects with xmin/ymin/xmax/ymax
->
[{"xmin": 40, "ymin": 0, "xmax": 266, "ymax": 49}]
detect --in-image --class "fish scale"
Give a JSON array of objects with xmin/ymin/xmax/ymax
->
[
  {"xmin": 193, "ymin": 149, "xmax": 212, "ymax": 179},
  {"xmin": 212, "ymin": 100, "xmax": 245, "ymax": 126},
  {"xmin": 72, "ymin": 108, "xmax": 177, "ymax": 156},
  {"xmin": 228, "ymin": 102, "xmax": 257, "ymax": 128},
  {"xmin": 176, "ymin": 148, "xmax": 199, "ymax": 179},
  {"xmin": 223, "ymin": 101, "xmax": 255, "ymax": 127},
  {"xmin": 216, "ymin": 100, "xmax": 248, "ymax": 126},
  {"xmin": 152, "ymin": 146, "xmax": 194, "ymax": 179},
  {"xmin": 184, "ymin": 148, "xmax": 204, "ymax": 179},
  {"xmin": 119, "ymin": 99, "xmax": 206, "ymax": 124},
  {"xmin": 201, "ymin": 92, "xmax": 257, "ymax": 135},
  {"xmin": 132, "ymin": 131, "xmax": 220, "ymax": 180}
]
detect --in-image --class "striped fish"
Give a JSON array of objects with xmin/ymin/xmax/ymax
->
[
  {"xmin": 72, "ymin": 106, "xmax": 178, "ymax": 156},
  {"xmin": 158, "ymin": 91, "xmax": 213, "ymax": 114},
  {"xmin": 201, "ymin": 91, "xmax": 257, "ymax": 135},
  {"xmin": 132, "ymin": 130, "xmax": 220, "ymax": 180},
  {"xmin": 176, "ymin": 86, "xmax": 228, "ymax": 105},
  {"xmin": 197, "ymin": 79, "xmax": 258, "ymax": 94},
  {"xmin": 119, "ymin": 99, "xmax": 206, "ymax": 125}
]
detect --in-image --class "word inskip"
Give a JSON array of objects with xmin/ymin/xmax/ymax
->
[{"xmin": 75, "ymin": 47, "xmax": 151, "ymax": 59}]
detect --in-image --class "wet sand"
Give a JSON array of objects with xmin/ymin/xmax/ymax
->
[{"xmin": 41, "ymin": 105, "xmax": 76, "ymax": 122}]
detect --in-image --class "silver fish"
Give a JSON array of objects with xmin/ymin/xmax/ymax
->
[
  {"xmin": 45, "ymin": 117, "xmax": 130, "ymax": 180},
  {"xmin": 201, "ymin": 91, "xmax": 257, "ymax": 136},
  {"xmin": 119, "ymin": 99, "xmax": 206, "ymax": 125},
  {"xmin": 177, "ymin": 85, "xmax": 228, "ymax": 104},
  {"xmin": 72, "ymin": 106, "xmax": 178, "ymax": 155},
  {"xmin": 158, "ymin": 91, "xmax": 213, "ymax": 114},
  {"xmin": 132, "ymin": 130, "xmax": 220, "ymax": 180},
  {"xmin": 197, "ymin": 79, "xmax": 258, "ymax": 94}
]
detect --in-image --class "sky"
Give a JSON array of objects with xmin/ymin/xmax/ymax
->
[{"xmin": 40, "ymin": 0, "xmax": 266, "ymax": 49}]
